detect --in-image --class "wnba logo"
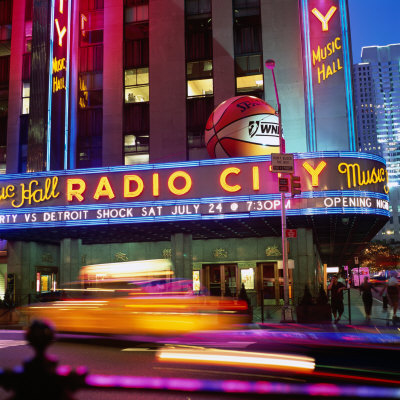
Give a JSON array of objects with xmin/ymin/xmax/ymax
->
[{"xmin": 248, "ymin": 121, "xmax": 279, "ymax": 138}]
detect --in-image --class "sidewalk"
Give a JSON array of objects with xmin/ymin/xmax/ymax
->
[{"xmin": 252, "ymin": 288, "xmax": 397, "ymax": 327}]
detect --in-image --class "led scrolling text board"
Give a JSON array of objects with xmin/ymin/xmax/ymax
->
[{"xmin": 0, "ymin": 153, "xmax": 390, "ymax": 230}]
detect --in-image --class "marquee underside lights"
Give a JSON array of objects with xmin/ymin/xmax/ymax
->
[{"xmin": 0, "ymin": 153, "xmax": 389, "ymax": 230}]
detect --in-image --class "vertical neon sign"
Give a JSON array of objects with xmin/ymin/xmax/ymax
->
[
  {"xmin": 47, "ymin": 0, "xmax": 71, "ymax": 170},
  {"xmin": 300, "ymin": 0, "xmax": 356, "ymax": 152}
]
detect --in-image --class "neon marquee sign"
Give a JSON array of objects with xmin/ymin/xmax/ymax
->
[{"xmin": 0, "ymin": 153, "xmax": 389, "ymax": 229}]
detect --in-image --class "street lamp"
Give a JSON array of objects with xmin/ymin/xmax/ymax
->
[{"xmin": 265, "ymin": 59, "xmax": 294, "ymax": 322}]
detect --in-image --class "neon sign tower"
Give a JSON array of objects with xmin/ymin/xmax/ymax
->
[{"xmin": 300, "ymin": 0, "xmax": 356, "ymax": 152}]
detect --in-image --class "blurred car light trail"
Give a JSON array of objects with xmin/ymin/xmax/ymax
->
[{"xmin": 156, "ymin": 347, "xmax": 315, "ymax": 373}]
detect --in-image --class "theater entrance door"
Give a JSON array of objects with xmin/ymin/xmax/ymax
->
[
  {"xmin": 257, "ymin": 262, "xmax": 292, "ymax": 305},
  {"xmin": 201, "ymin": 264, "xmax": 239, "ymax": 297}
]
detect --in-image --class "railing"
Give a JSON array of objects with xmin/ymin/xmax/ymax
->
[{"xmin": 1, "ymin": 320, "xmax": 400, "ymax": 399}]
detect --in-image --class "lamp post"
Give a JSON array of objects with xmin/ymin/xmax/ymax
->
[{"xmin": 265, "ymin": 59, "xmax": 293, "ymax": 322}]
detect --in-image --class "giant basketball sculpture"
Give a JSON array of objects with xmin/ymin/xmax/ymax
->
[{"xmin": 205, "ymin": 95, "xmax": 281, "ymax": 158}]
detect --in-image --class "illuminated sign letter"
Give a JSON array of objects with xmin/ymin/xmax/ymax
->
[
  {"xmin": 153, "ymin": 173, "xmax": 160, "ymax": 197},
  {"xmin": 81, "ymin": 13, "xmax": 87, "ymax": 37},
  {"xmin": 67, "ymin": 179, "xmax": 86, "ymax": 201},
  {"xmin": 55, "ymin": 19, "xmax": 67, "ymax": 47},
  {"xmin": 168, "ymin": 171, "xmax": 192, "ymax": 196},
  {"xmin": 311, "ymin": 6, "xmax": 337, "ymax": 31},
  {"xmin": 220, "ymin": 167, "xmax": 241, "ymax": 192},
  {"xmin": 252, "ymin": 166, "xmax": 260, "ymax": 191},
  {"xmin": 59, "ymin": 0, "xmax": 65, "ymax": 13},
  {"xmin": 94, "ymin": 177, "xmax": 115, "ymax": 200},
  {"xmin": 303, "ymin": 161, "xmax": 327, "ymax": 186},
  {"xmin": 124, "ymin": 175, "xmax": 144, "ymax": 198}
]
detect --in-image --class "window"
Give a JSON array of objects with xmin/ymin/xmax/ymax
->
[
  {"xmin": 186, "ymin": 60, "xmax": 212, "ymax": 80},
  {"xmin": 185, "ymin": 18, "xmax": 212, "ymax": 61},
  {"xmin": 235, "ymin": 54, "xmax": 262, "ymax": 76},
  {"xmin": 236, "ymin": 74, "xmax": 263, "ymax": 93},
  {"xmin": 124, "ymin": 68, "xmax": 149, "ymax": 103},
  {"xmin": 80, "ymin": 10, "xmax": 104, "ymax": 46},
  {"xmin": 187, "ymin": 60, "xmax": 213, "ymax": 97},
  {"xmin": 77, "ymin": 108, "xmax": 102, "ymax": 168},
  {"xmin": 22, "ymin": 82, "xmax": 30, "ymax": 114},
  {"xmin": 79, "ymin": 72, "xmax": 103, "ymax": 108},
  {"xmin": 187, "ymin": 97, "xmax": 214, "ymax": 148},
  {"xmin": 80, "ymin": 0, "xmax": 104, "ymax": 12},
  {"xmin": 185, "ymin": 0, "xmax": 211, "ymax": 16},
  {"xmin": 125, "ymin": 0, "xmax": 149, "ymax": 23},
  {"xmin": 124, "ymin": 37, "xmax": 149, "ymax": 68},
  {"xmin": 124, "ymin": 133, "xmax": 149, "ymax": 153},
  {"xmin": 79, "ymin": 45, "xmax": 103, "ymax": 72},
  {"xmin": 187, "ymin": 78, "xmax": 213, "ymax": 97},
  {"xmin": 0, "ymin": 0, "xmax": 12, "ymax": 25}
]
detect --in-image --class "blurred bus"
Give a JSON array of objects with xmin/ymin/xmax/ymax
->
[{"xmin": 351, "ymin": 267, "xmax": 369, "ymax": 287}]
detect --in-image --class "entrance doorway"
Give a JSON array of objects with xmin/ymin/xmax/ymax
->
[
  {"xmin": 35, "ymin": 267, "xmax": 58, "ymax": 294},
  {"xmin": 201, "ymin": 264, "xmax": 238, "ymax": 297},
  {"xmin": 257, "ymin": 262, "xmax": 292, "ymax": 305}
]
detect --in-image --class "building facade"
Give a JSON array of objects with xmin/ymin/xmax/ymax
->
[
  {"xmin": 0, "ymin": 0, "xmax": 389, "ymax": 307},
  {"xmin": 353, "ymin": 44, "xmax": 400, "ymax": 243}
]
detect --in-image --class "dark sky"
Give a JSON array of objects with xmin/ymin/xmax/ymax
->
[{"xmin": 348, "ymin": 0, "xmax": 400, "ymax": 63}]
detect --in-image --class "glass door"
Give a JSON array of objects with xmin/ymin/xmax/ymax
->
[{"xmin": 202, "ymin": 264, "xmax": 238, "ymax": 297}]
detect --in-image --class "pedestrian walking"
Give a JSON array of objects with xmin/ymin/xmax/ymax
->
[
  {"xmin": 385, "ymin": 271, "xmax": 399, "ymax": 320},
  {"xmin": 381, "ymin": 285, "xmax": 389, "ymax": 311},
  {"xmin": 328, "ymin": 275, "xmax": 346, "ymax": 323},
  {"xmin": 360, "ymin": 276, "xmax": 378, "ymax": 322}
]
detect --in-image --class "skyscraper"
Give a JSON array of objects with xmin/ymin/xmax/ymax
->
[
  {"xmin": 354, "ymin": 44, "xmax": 400, "ymax": 185},
  {"xmin": 353, "ymin": 44, "xmax": 400, "ymax": 243}
]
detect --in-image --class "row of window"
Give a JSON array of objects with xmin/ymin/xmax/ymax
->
[{"xmin": 18, "ymin": 0, "xmax": 265, "ymax": 169}]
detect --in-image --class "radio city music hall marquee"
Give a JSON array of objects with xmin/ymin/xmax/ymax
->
[{"xmin": 0, "ymin": 153, "xmax": 389, "ymax": 230}]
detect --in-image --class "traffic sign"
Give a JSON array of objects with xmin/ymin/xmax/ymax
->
[
  {"xmin": 286, "ymin": 229, "xmax": 297, "ymax": 238},
  {"xmin": 278, "ymin": 178, "xmax": 289, "ymax": 192},
  {"xmin": 354, "ymin": 256, "xmax": 359, "ymax": 264},
  {"xmin": 271, "ymin": 153, "xmax": 294, "ymax": 173}
]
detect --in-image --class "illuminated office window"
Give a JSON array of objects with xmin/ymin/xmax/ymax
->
[
  {"xmin": 236, "ymin": 74, "xmax": 263, "ymax": 93},
  {"xmin": 187, "ymin": 78, "xmax": 213, "ymax": 97},
  {"xmin": 21, "ymin": 82, "xmax": 30, "ymax": 114},
  {"xmin": 124, "ymin": 68, "xmax": 149, "ymax": 103}
]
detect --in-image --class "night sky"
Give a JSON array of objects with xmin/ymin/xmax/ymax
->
[{"xmin": 348, "ymin": 0, "xmax": 400, "ymax": 63}]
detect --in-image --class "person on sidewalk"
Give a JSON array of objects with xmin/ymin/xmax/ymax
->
[
  {"xmin": 385, "ymin": 271, "xmax": 399, "ymax": 320},
  {"xmin": 381, "ymin": 285, "xmax": 389, "ymax": 311},
  {"xmin": 360, "ymin": 276, "xmax": 378, "ymax": 322},
  {"xmin": 328, "ymin": 275, "xmax": 345, "ymax": 323}
]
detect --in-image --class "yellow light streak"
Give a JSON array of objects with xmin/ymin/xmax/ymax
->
[{"xmin": 157, "ymin": 347, "xmax": 315, "ymax": 373}]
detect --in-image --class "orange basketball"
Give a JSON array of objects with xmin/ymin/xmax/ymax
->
[{"xmin": 205, "ymin": 95, "xmax": 280, "ymax": 158}]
